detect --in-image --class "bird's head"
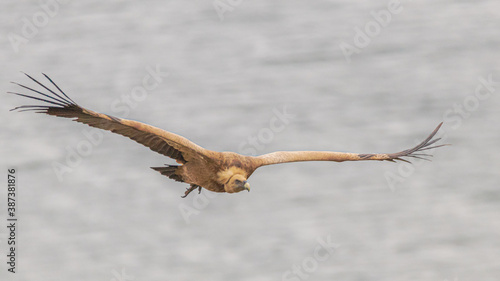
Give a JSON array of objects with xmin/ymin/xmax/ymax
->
[{"xmin": 224, "ymin": 174, "xmax": 250, "ymax": 193}]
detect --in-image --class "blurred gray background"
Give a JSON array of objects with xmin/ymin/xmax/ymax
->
[{"xmin": 1, "ymin": 0, "xmax": 499, "ymax": 280}]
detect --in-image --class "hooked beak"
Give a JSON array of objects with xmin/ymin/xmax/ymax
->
[{"xmin": 243, "ymin": 182, "xmax": 250, "ymax": 192}]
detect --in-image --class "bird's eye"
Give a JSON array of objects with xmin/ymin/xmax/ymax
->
[{"xmin": 234, "ymin": 179, "xmax": 241, "ymax": 184}]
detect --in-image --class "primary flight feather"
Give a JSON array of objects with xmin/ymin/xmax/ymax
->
[{"xmin": 10, "ymin": 73, "xmax": 446, "ymax": 197}]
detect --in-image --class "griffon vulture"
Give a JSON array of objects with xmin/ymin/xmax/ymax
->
[{"xmin": 10, "ymin": 73, "xmax": 446, "ymax": 197}]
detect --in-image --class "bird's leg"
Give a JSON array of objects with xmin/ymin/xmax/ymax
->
[{"xmin": 181, "ymin": 184, "xmax": 201, "ymax": 198}]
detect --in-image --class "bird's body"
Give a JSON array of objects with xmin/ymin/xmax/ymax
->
[
  {"xmin": 10, "ymin": 74, "xmax": 446, "ymax": 197},
  {"xmin": 155, "ymin": 152, "xmax": 258, "ymax": 194}
]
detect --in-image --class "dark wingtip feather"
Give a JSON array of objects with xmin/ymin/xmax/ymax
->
[
  {"xmin": 41, "ymin": 73, "xmax": 77, "ymax": 104},
  {"xmin": 8, "ymin": 91, "xmax": 66, "ymax": 108},
  {"xmin": 388, "ymin": 122, "xmax": 449, "ymax": 163},
  {"xmin": 9, "ymin": 73, "xmax": 80, "ymax": 113}
]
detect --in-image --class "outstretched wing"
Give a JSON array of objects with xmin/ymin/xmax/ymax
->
[
  {"xmin": 256, "ymin": 123, "xmax": 446, "ymax": 167},
  {"xmin": 9, "ymin": 73, "xmax": 210, "ymax": 164}
]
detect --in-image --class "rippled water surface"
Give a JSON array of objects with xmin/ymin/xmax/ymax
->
[{"xmin": 2, "ymin": 1, "xmax": 500, "ymax": 280}]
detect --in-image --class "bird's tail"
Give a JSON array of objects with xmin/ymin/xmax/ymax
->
[{"xmin": 151, "ymin": 165, "xmax": 184, "ymax": 183}]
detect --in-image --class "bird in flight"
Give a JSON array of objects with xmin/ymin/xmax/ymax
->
[{"xmin": 10, "ymin": 73, "xmax": 446, "ymax": 198}]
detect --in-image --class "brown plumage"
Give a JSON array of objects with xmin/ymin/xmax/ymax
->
[{"xmin": 10, "ymin": 73, "xmax": 447, "ymax": 197}]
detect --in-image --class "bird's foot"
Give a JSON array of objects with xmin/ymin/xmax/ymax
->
[{"xmin": 181, "ymin": 185, "xmax": 201, "ymax": 198}]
